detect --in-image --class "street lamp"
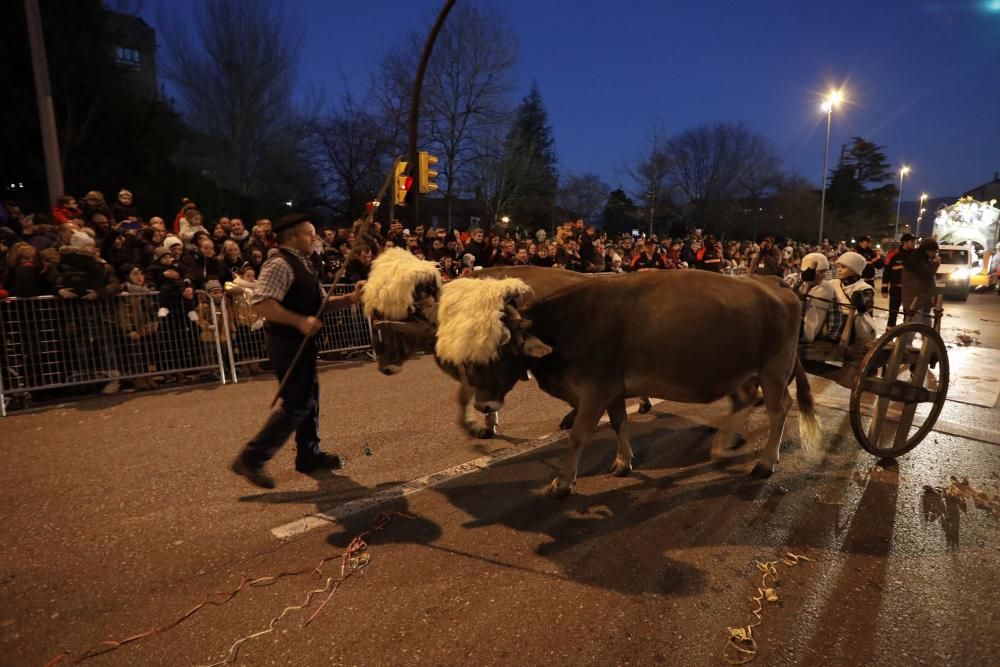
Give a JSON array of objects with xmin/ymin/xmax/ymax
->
[
  {"xmin": 818, "ymin": 89, "xmax": 844, "ymax": 244},
  {"xmin": 501, "ymin": 215, "xmax": 510, "ymax": 224},
  {"xmin": 894, "ymin": 165, "xmax": 910, "ymax": 238}
]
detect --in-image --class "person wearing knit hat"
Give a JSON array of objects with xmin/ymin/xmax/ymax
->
[
  {"xmin": 830, "ymin": 250, "xmax": 876, "ymax": 344},
  {"xmin": 794, "ymin": 252, "xmax": 838, "ymax": 343}
]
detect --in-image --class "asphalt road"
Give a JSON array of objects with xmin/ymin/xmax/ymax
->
[{"xmin": 1, "ymin": 292, "xmax": 998, "ymax": 667}]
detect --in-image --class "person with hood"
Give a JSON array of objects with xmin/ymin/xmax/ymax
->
[
  {"xmin": 793, "ymin": 252, "xmax": 838, "ymax": 343},
  {"xmin": 882, "ymin": 233, "xmax": 915, "ymax": 327},
  {"xmin": 901, "ymin": 238, "xmax": 941, "ymax": 323},
  {"xmin": 830, "ymin": 250, "xmax": 876, "ymax": 345}
]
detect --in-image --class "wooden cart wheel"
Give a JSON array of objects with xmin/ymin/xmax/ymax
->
[{"xmin": 849, "ymin": 322, "xmax": 949, "ymax": 458}]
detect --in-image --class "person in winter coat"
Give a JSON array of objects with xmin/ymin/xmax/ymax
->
[
  {"xmin": 79, "ymin": 191, "xmax": 115, "ymax": 225},
  {"xmin": 178, "ymin": 209, "xmax": 209, "ymax": 247},
  {"xmin": 750, "ymin": 237, "xmax": 784, "ymax": 276},
  {"xmin": 901, "ymin": 238, "xmax": 940, "ymax": 323},
  {"xmin": 51, "ymin": 195, "xmax": 83, "ymax": 225},
  {"xmin": 830, "ymin": 251, "xmax": 876, "ymax": 345},
  {"xmin": 117, "ymin": 263, "xmax": 159, "ymax": 390},
  {"xmin": 181, "ymin": 236, "xmax": 232, "ymax": 289},
  {"xmin": 55, "ymin": 232, "xmax": 120, "ymax": 300},
  {"xmin": 111, "ymin": 190, "xmax": 138, "ymax": 222},
  {"xmin": 793, "ymin": 252, "xmax": 838, "ymax": 343},
  {"xmin": 463, "ymin": 227, "xmax": 489, "ymax": 267},
  {"xmin": 854, "ymin": 236, "xmax": 884, "ymax": 281},
  {"xmin": 196, "ymin": 279, "xmax": 234, "ymax": 345},
  {"xmin": 881, "ymin": 233, "xmax": 915, "ymax": 327}
]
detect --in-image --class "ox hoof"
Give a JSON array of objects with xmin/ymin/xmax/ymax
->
[
  {"xmin": 475, "ymin": 426, "xmax": 497, "ymax": 439},
  {"xmin": 750, "ymin": 463, "xmax": 775, "ymax": 478},
  {"xmin": 609, "ymin": 460, "xmax": 632, "ymax": 477},
  {"xmin": 637, "ymin": 399, "xmax": 653, "ymax": 415},
  {"xmin": 544, "ymin": 479, "xmax": 573, "ymax": 500}
]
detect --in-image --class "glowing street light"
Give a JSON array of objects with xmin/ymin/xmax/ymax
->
[
  {"xmin": 818, "ymin": 88, "xmax": 844, "ymax": 244},
  {"xmin": 894, "ymin": 166, "xmax": 910, "ymax": 238},
  {"xmin": 500, "ymin": 215, "xmax": 510, "ymax": 224}
]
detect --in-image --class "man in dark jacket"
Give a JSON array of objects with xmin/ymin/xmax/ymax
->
[
  {"xmin": 750, "ymin": 237, "xmax": 783, "ymax": 276},
  {"xmin": 901, "ymin": 238, "xmax": 940, "ymax": 323},
  {"xmin": 854, "ymin": 236, "xmax": 883, "ymax": 281},
  {"xmin": 463, "ymin": 227, "xmax": 489, "ymax": 267},
  {"xmin": 882, "ymin": 233, "xmax": 915, "ymax": 327}
]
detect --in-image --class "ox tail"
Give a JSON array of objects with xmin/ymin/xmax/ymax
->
[{"xmin": 793, "ymin": 357, "xmax": 825, "ymax": 460}]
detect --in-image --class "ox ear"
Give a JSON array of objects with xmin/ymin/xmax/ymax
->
[{"xmin": 519, "ymin": 334, "xmax": 552, "ymax": 358}]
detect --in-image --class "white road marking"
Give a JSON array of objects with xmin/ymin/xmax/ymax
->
[{"xmin": 270, "ymin": 399, "xmax": 663, "ymax": 540}]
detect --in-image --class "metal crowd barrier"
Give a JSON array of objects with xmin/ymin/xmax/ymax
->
[{"xmin": 0, "ymin": 283, "xmax": 372, "ymax": 416}]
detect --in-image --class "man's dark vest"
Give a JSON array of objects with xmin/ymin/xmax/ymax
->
[{"xmin": 264, "ymin": 248, "xmax": 323, "ymax": 338}]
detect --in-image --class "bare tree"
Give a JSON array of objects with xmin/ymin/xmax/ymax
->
[
  {"xmin": 161, "ymin": 0, "xmax": 303, "ymax": 197},
  {"xmin": 665, "ymin": 122, "xmax": 782, "ymax": 235},
  {"xmin": 624, "ymin": 127, "xmax": 674, "ymax": 235},
  {"xmin": 557, "ymin": 173, "xmax": 610, "ymax": 223},
  {"xmin": 375, "ymin": 4, "xmax": 516, "ymax": 229},
  {"xmin": 308, "ymin": 89, "xmax": 394, "ymax": 221}
]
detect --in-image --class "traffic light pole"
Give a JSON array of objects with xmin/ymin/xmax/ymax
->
[{"xmin": 407, "ymin": 0, "xmax": 455, "ymax": 228}]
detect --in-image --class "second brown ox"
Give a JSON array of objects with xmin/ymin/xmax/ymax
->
[{"xmin": 434, "ymin": 270, "xmax": 825, "ymax": 498}]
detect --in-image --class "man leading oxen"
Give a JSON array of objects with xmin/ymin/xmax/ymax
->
[
  {"xmin": 362, "ymin": 248, "xmax": 650, "ymax": 438},
  {"xmin": 433, "ymin": 270, "xmax": 825, "ymax": 498}
]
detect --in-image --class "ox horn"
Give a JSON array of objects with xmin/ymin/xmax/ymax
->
[{"xmin": 504, "ymin": 304, "xmax": 532, "ymax": 332}]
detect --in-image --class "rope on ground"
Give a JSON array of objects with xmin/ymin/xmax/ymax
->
[
  {"xmin": 722, "ymin": 552, "xmax": 814, "ymax": 665},
  {"xmin": 43, "ymin": 511, "xmax": 416, "ymax": 667}
]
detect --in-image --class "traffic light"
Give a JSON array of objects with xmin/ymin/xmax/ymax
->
[
  {"xmin": 418, "ymin": 151, "xmax": 439, "ymax": 194},
  {"xmin": 393, "ymin": 160, "xmax": 412, "ymax": 206}
]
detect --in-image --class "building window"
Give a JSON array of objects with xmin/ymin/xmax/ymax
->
[{"xmin": 116, "ymin": 46, "xmax": 141, "ymax": 70}]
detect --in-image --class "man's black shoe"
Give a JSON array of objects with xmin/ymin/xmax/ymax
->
[
  {"xmin": 231, "ymin": 454, "xmax": 276, "ymax": 489},
  {"xmin": 295, "ymin": 451, "xmax": 345, "ymax": 474}
]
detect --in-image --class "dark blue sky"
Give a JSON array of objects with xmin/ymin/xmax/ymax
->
[{"xmin": 148, "ymin": 0, "xmax": 1000, "ymax": 201}]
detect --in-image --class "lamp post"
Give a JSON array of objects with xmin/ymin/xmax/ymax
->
[
  {"xmin": 818, "ymin": 90, "xmax": 843, "ymax": 245},
  {"xmin": 894, "ymin": 165, "xmax": 910, "ymax": 238}
]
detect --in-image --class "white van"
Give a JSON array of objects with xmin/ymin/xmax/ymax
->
[{"xmin": 936, "ymin": 245, "xmax": 974, "ymax": 301}]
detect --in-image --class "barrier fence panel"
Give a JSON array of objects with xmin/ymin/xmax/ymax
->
[
  {"xmin": 1, "ymin": 283, "xmax": 375, "ymax": 414},
  {"xmin": 0, "ymin": 291, "xmax": 229, "ymax": 416},
  {"xmin": 314, "ymin": 284, "xmax": 373, "ymax": 358}
]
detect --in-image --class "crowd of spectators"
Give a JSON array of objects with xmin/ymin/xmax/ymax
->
[{"xmin": 0, "ymin": 189, "xmax": 954, "ymax": 403}]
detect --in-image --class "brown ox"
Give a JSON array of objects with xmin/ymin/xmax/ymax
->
[
  {"xmin": 363, "ymin": 249, "xmax": 650, "ymax": 438},
  {"xmin": 434, "ymin": 270, "xmax": 824, "ymax": 498}
]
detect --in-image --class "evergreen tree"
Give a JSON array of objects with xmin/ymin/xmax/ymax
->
[
  {"xmin": 826, "ymin": 137, "xmax": 897, "ymax": 238},
  {"xmin": 504, "ymin": 83, "xmax": 558, "ymax": 231},
  {"xmin": 601, "ymin": 188, "xmax": 641, "ymax": 236}
]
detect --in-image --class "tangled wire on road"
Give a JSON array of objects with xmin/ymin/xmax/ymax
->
[
  {"xmin": 723, "ymin": 552, "xmax": 815, "ymax": 665},
  {"xmin": 44, "ymin": 511, "xmax": 417, "ymax": 667}
]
